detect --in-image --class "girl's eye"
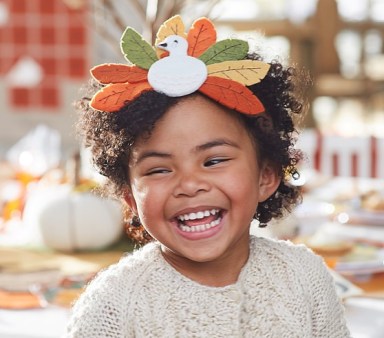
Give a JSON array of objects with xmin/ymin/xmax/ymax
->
[
  {"xmin": 145, "ymin": 168, "xmax": 171, "ymax": 176},
  {"xmin": 204, "ymin": 158, "xmax": 230, "ymax": 167}
]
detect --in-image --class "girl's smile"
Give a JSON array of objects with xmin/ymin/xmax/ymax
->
[
  {"xmin": 126, "ymin": 94, "xmax": 279, "ymax": 285},
  {"xmin": 172, "ymin": 207, "xmax": 224, "ymax": 239}
]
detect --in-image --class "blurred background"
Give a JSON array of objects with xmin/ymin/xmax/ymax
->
[
  {"xmin": 1, "ymin": 1, "xmax": 384, "ymax": 337},
  {"xmin": 1, "ymin": 0, "xmax": 384, "ymax": 156},
  {"xmin": 1, "ymin": 0, "xmax": 384, "ymax": 179}
]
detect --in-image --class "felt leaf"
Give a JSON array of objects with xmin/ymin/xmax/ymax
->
[
  {"xmin": 90, "ymin": 64, "xmax": 148, "ymax": 84},
  {"xmin": 90, "ymin": 81, "xmax": 153, "ymax": 112},
  {"xmin": 206, "ymin": 60, "xmax": 270, "ymax": 85},
  {"xmin": 199, "ymin": 39, "xmax": 248, "ymax": 65},
  {"xmin": 155, "ymin": 15, "xmax": 187, "ymax": 58},
  {"xmin": 198, "ymin": 76, "xmax": 265, "ymax": 115},
  {"xmin": 187, "ymin": 17, "xmax": 216, "ymax": 57},
  {"xmin": 120, "ymin": 27, "xmax": 158, "ymax": 69}
]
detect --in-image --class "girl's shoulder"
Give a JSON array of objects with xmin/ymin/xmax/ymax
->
[
  {"xmin": 71, "ymin": 241, "xmax": 163, "ymax": 311},
  {"xmin": 91, "ymin": 241, "xmax": 162, "ymax": 286},
  {"xmin": 247, "ymin": 238, "xmax": 349, "ymax": 336},
  {"xmin": 251, "ymin": 235, "xmax": 319, "ymax": 260},
  {"xmin": 67, "ymin": 242, "xmax": 162, "ymax": 337},
  {"xmin": 248, "ymin": 236, "xmax": 337, "ymax": 303},
  {"xmin": 249, "ymin": 235, "xmax": 328, "ymax": 278}
]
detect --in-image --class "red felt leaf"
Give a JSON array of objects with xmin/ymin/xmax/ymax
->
[
  {"xmin": 90, "ymin": 81, "xmax": 153, "ymax": 112},
  {"xmin": 198, "ymin": 76, "xmax": 265, "ymax": 115},
  {"xmin": 187, "ymin": 17, "xmax": 216, "ymax": 58},
  {"xmin": 90, "ymin": 64, "xmax": 148, "ymax": 84}
]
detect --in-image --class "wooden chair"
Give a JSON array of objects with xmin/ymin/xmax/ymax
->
[
  {"xmin": 297, "ymin": 130, "xmax": 383, "ymax": 178},
  {"xmin": 320, "ymin": 134, "xmax": 372, "ymax": 177},
  {"xmin": 372, "ymin": 137, "xmax": 384, "ymax": 179},
  {"xmin": 296, "ymin": 128, "xmax": 320, "ymax": 172}
]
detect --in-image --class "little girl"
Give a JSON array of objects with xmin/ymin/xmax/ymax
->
[{"xmin": 67, "ymin": 16, "xmax": 350, "ymax": 337}]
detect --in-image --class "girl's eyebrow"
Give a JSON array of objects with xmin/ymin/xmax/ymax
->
[
  {"xmin": 195, "ymin": 138, "xmax": 239, "ymax": 152},
  {"xmin": 135, "ymin": 151, "xmax": 172, "ymax": 165}
]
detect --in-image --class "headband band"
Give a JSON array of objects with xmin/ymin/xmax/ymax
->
[{"xmin": 90, "ymin": 15, "xmax": 270, "ymax": 115}]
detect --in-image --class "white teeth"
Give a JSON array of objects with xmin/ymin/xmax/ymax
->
[
  {"xmin": 177, "ymin": 209, "xmax": 220, "ymax": 221},
  {"xmin": 179, "ymin": 218, "xmax": 221, "ymax": 233}
]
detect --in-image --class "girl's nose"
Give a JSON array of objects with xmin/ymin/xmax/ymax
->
[{"xmin": 173, "ymin": 172, "xmax": 211, "ymax": 197}]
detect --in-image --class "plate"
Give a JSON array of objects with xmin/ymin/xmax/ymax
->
[
  {"xmin": 334, "ymin": 246, "xmax": 384, "ymax": 276},
  {"xmin": 340, "ymin": 209, "xmax": 384, "ymax": 226},
  {"xmin": 335, "ymin": 260, "xmax": 384, "ymax": 276},
  {"xmin": 0, "ymin": 289, "xmax": 45, "ymax": 309}
]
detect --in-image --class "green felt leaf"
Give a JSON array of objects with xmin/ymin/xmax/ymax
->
[
  {"xmin": 120, "ymin": 27, "xmax": 158, "ymax": 69},
  {"xmin": 199, "ymin": 39, "xmax": 248, "ymax": 65}
]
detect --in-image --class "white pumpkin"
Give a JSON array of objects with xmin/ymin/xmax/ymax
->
[{"xmin": 23, "ymin": 184, "xmax": 123, "ymax": 252}]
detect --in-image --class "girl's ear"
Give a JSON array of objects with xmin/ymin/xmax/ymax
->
[
  {"xmin": 258, "ymin": 163, "xmax": 280, "ymax": 202},
  {"xmin": 123, "ymin": 189, "xmax": 138, "ymax": 213}
]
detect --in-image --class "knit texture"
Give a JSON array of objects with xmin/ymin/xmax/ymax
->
[{"xmin": 66, "ymin": 236, "xmax": 350, "ymax": 337}]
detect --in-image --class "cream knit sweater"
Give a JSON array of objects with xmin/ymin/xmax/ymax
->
[{"xmin": 66, "ymin": 236, "xmax": 350, "ymax": 337}]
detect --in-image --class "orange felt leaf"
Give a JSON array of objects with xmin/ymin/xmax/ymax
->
[
  {"xmin": 187, "ymin": 17, "xmax": 216, "ymax": 57},
  {"xmin": 90, "ymin": 81, "xmax": 153, "ymax": 112},
  {"xmin": 198, "ymin": 76, "xmax": 265, "ymax": 115},
  {"xmin": 158, "ymin": 50, "xmax": 169, "ymax": 59},
  {"xmin": 90, "ymin": 64, "xmax": 148, "ymax": 84}
]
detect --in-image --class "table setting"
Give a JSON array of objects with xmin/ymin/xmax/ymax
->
[
  {"xmin": 295, "ymin": 171, "xmax": 384, "ymax": 337},
  {"xmin": 0, "ymin": 128, "xmax": 132, "ymax": 337},
  {"xmin": 250, "ymin": 169, "xmax": 384, "ymax": 337}
]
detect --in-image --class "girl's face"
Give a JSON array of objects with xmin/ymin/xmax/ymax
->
[{"xmin": 126, "ymin": 95, "xmax": 279, "ymax": 275}]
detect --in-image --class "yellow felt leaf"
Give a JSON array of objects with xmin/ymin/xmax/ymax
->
[
  {"xmin": 207, "ymin": 60, "xmax": 270, "ymax": 86},
  {"xmin": 155, "ymin": 15, "xmax": 187, "ymax": 58}
]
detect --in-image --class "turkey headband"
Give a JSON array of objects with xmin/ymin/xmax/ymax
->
[{"xmin": 89, "ymin": 15, "xmax": 270, "ymax": 115}]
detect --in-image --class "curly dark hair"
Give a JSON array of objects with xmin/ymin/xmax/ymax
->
[{"xmin": 76, "ymin": 52, "xmax": 309, "ymax": 244}]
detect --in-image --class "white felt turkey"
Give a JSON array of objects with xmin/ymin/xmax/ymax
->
[{"xmin": 147, "ymin": 35, "xmax": 207, "ymax": 96}]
